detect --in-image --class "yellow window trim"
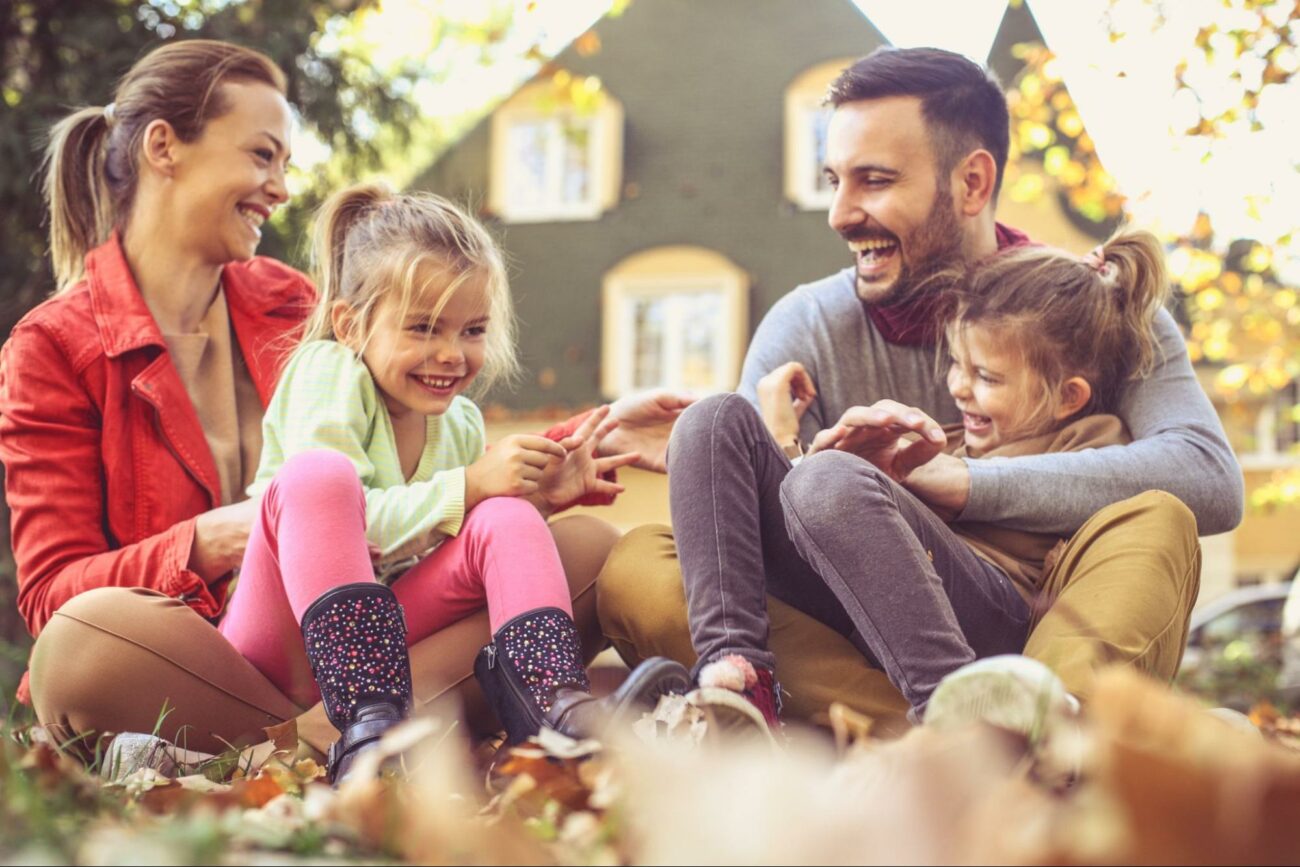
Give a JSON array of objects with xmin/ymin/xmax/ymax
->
[
  {"xmin": 784, "ymin": 57, "xmax": 857, "ymax": 210},
  {"xmin": 601, "ymin": 246, "xmax": 750, "ymax": 399},
  {"xmin": 489, "ymin": 77, "xmax": 623, "ymax": 223}
]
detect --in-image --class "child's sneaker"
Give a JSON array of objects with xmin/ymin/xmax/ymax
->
[
  {"xmin": 924, "ymin": 654, "xmax": 1082, "ymax": 787},
  {"xmin": 924, "ymin": 654, "xmax": 1078, "ymax": 738},
  {"xmin": 686, "ymin": 654, "xmax": 782, "ymax": 742}
]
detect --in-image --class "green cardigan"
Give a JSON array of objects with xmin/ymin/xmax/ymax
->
[{"xmin": 250, "ymin": 339, "xmax": 485, "ymax": 573}]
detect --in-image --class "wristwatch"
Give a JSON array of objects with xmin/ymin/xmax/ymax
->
[{"xmin": 782, "ymin": 437, "xmax": 806, "ymax": 466}]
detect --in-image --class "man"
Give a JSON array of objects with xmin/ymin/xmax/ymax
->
[{"xmin": 597, "ymin": 46, "xmax": 1242, "ymax": 733}]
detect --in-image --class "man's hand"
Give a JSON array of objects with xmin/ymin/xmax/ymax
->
[
  {"xmin": 810, "ymin": 400, "xmax": 947, "ymax": 482},
  {"xmin": 597, "ymin": 389, "xmax": 696, "ymax": 474},
  {"xmin": 535, "ymin": 405, "xmax": 638, "ymax": 511},
  {"xmin": 189, "ymin": 497, "xmax": 261, "ymax": 583},
  {"xmin": 898, "ymin": 451, "xmax": 971, "ymax": 521},
  {"xmin": 755, "ymin": 361, "xmax": 816, "ymax": 445}
]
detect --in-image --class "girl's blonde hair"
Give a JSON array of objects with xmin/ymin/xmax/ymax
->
[
  {"xmin": 943, "ymin": 227, "xmax": 1170, "ymax": 430},
  {"xmin": 42, "ymin": 40, "xmax": 286, "ymax": 291},
  {"xmin": 302, "ymin": 183, "xmax": 519, "ymax": 397}
]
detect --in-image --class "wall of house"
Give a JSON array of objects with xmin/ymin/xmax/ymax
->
[{"xmin": 415, "ymin": 0, "xmax": 888, "ymax": 411}]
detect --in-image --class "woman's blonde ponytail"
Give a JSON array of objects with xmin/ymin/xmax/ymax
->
[{"xmin": 42, "ymin": 106, "xmax": 114, "ymax": 289}]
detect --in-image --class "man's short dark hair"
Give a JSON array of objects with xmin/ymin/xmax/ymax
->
[{"xmin": 827, "ymin": 47, "xmax": 1010, "ymax": 201}]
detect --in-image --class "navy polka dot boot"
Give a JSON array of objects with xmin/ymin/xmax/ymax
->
[
  {"xmin": 300, "ymin": 582, "xmax": 413, "ymax": 785},
  {"xmin": 474, "ymin": 607, "xmax": 690, "ymax": 744}
]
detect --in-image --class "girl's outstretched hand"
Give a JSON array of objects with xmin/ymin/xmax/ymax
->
[
  {"xmin": 537, "ymin": 405, "xmax": 638, "ymax": 510},
  {"xmin": 810, "ymin": 400, "xmax": 947, "ymax": 482},
  {"xmin": 466, "ymin": 434, "xmax": 568, "ymax": 509}
]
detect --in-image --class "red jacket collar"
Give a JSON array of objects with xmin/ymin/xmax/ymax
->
[{"xmin": 85, "ymin": 232, "xmax": 309, "ymax": 365}]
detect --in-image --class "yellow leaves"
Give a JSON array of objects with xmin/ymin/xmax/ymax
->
[
  {"xmin": 1246, "ymin": 243, "xmax": 1274, "ymax": 272},
  {"xmin": 574, "ymin": 30, "xmax": 601, "ymax": 57},
  {"xmin": 1019, "ymin": 121, "xmax": 1055, "ymax": 151}
]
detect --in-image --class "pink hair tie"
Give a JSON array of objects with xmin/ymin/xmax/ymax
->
[{"xmin": 1084, "ymin": 245, "xmax": 1117, "ymax": 280}]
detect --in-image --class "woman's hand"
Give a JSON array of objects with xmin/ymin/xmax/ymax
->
[
  {"xmin": 756, "ymin": 362, "xmax": 816, "ymax": 445},
  {"xmin": 189, "ymin": 497, "xmax": 261, "ymax": 583},
  {"xmin": 810, "ymin": 400, "xmax": 947, "ymax": 482},
  {"xmin": 466, "ymin": 434, "xmax": 568, "ymax": 509},
  {"xmin": 597, "ymin": 389, "xmax": 695, "ymax": 474},
  {"xmin": 536, "ymin": 405, "xmax": 638, "ymax": 511}
]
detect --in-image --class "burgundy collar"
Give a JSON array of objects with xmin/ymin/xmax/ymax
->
[{"xmin": 865, "ymin": 222, "xmax": 1032, "ymax": 347}]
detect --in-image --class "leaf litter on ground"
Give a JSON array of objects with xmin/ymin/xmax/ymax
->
[{"xmin": 4, "ymin": 668, "xmax": 1300, "ymax": 864}]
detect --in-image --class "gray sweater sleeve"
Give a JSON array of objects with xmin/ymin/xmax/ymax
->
[
  {"xmin": 738, "ymin": 289, "xmax": 830, "ymax": 441},
  {"xmin": 962, "ymin": 309, "xmax": 1244, "ymax": 536}
]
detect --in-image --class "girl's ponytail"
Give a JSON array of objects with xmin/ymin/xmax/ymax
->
[
  {"xmin": 42, "ymin": 106, "xmax": 114, "ymax": 290},
  {"xmin": 299, "ymin": 184, "xmax": 393, "ymax": 346},
  {"xmin": 1092, "ymin": 230, "xmax": 1170, "ymax": 380}
]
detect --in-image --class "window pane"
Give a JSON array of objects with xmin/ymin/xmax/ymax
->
[
  {"xmin": 560, "ymin": 121, "xmax": 592, "ymax": 205},
  {"xmin": 632, "ymin": 297, "xmax": 666, "ymax": 389},
  {"xmin": 507, "ymin": 121, "xmax": 549, "ymax": 210},
  {"xmin": 678, "ymin": 293, "xmax": 722, "ymax": 390},
  {"xmin": 808, "ymin": 106, "xmax": 833, "ymax": 194}
]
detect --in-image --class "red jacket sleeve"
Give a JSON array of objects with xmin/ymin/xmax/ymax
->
[
  {"xmin": 0, "ymin": 324, "xmax": 220, "ymax": 637},
  {"xmin": 540, "ymin": 409, "xmax": 619, "ymax": 509}
]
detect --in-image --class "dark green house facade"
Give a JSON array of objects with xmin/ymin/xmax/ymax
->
[{"xmin": 414, "ymin": 0, "xmax": 1043, "ymax": 411}]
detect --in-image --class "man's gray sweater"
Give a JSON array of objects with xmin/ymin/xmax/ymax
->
[{"xmin": 738, "ymin": 267, "xmax": 1244, "ymax": 536}]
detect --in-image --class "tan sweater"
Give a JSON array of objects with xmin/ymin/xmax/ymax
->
[
  {"xmin": 161, "ymin": 290, "xmax": 263, "ymax": 505},
  {"xmin": 948, "ymin": 415, "xmax": 1130, "ymax": 601}
]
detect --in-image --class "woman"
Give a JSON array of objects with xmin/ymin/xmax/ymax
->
[{"xmin": 0, "ymin": 39, "xmax": 673, "ymax": 760}]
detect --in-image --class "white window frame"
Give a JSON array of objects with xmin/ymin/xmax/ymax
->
[
  {"xmin": 787, "ymin": 97, "xmax": 835, "ymax": 210},
  {"xmin": 601, "ymin": 252, "xmax": 749, "ymax": 399},
  {"xmin": 490, "ymin": 79, "xmax": 623, "ymax": 224},
  {"xmin": 1239, "ymin": 380, "xmax": 1300, "ymax": 470},
  {"xmin": 784, "ymin": 58, "xmax": 856, "ymax": 211}
]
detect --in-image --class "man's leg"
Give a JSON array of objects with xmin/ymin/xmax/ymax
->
[
  {"xmin": 1024, "ymin": 490, "xmax": 1201, "ymax": 700},
  {"xmin": 597, "ymin": 524, "xmax": 912, "ymax": 735}
]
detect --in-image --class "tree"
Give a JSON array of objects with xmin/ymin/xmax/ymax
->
[{"xmin": 1004, "ymin": 0, "xmax": 1300, "ymax": 507}]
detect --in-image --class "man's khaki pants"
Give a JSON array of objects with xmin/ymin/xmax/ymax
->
[
  {"xmin": 29, "ymin": 515, "xmax": 620, "ymax": 756},
  {"xmin": 598, "ymin": 490, "xmax": 1201, "ymax": 738}
]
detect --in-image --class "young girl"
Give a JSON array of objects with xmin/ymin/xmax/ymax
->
[
  {"xmin": 220, "ymin": 184, "xmax": 689, "ymax": 781},
  {"xmin": 670, "ymin": 228, "xmax": 1169, "ymax": 728}
]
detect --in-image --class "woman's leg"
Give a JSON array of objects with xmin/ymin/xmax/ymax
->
[
  {"xmin": 781, "ymin": 451, "xmax": 1031, "ymax": 714},
  {"xmin": 30, "ymin": 587, "xmax": 303, "ymax": 756},
  {"xmin": 218, "ymin": 449, "xmax": 376, "ymax": 707},
  {"xmin": 668, "ymin": 393, "xmax": 850, "ymax": 677}
]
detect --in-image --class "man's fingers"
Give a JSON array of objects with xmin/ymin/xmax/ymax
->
[{"xmin": 896, "ymin": 438, "xmax": 943, "ymax": 476}]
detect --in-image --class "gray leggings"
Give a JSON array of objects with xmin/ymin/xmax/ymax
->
[{"xmin": 667, "ymin": 393, "xmax": 1030, "ymax": 713}]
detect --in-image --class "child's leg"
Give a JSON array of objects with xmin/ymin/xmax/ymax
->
[
  {"xmin": 389, "ymin": 496, "xmax": 572, "ymax": 639},
  {"xmin": 781, "ymin": 451, "xmax": 1031, "ymax": 715},
  {"xmin": 668, "ymin": 393, "xmax": 849, "ymax": 678},
  {"xmin": 218, "ymin": 449, "xmax": 376, "ymax": 706}
]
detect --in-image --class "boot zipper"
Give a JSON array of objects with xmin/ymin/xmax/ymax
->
[{"xmin": 483, "ymin": 644, "xmax": 546, "ymax": 731}]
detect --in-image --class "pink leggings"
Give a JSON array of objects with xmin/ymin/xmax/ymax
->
[{"xmin": 218, "ymin": 449, "xmax": 573, "ymax": 707}]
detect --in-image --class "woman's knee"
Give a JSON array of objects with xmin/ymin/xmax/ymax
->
[{"xmin": 267, "ymin": 448, "xmax": 361, "ymax": 504}]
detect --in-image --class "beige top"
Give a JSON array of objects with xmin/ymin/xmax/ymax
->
[
  {"xmin": 947, "ymin": 414, "xmax": 1131, "ymax": 601},
  {"xmin": 162, "ymin": 290, "xmax": 264, "ymax": 505}
]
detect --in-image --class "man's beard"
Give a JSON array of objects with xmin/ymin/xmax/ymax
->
[{"xmin": 856, "ymin": 185, "xmax": 965, "ymax": 306}]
